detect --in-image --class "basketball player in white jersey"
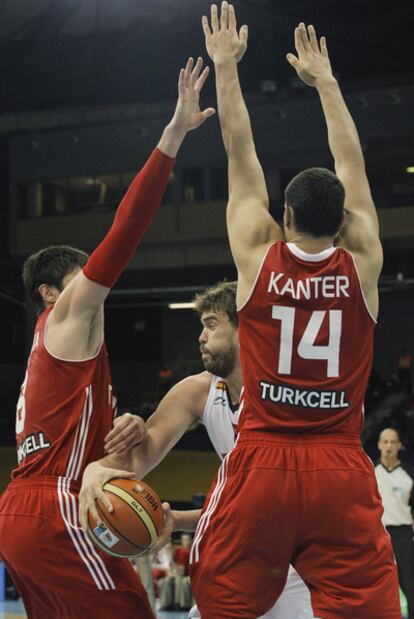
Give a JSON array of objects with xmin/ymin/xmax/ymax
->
[{"xmin": 79, "ymin": 281, "xmax": 314, "ymax": 619}]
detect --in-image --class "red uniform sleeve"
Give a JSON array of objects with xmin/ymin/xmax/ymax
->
[{"xmin": 83, "ymin": 148, "xmax": 175, "ymax": 288}]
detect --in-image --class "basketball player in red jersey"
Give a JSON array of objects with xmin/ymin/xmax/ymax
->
[
  {"xmin": 79, "ymin": 281, "xmax": 314, "ymax": 619},
  {"xmin": 187, "ymin": 4, "xmax": 401, "ymax": 619},
  {"xmin": 0, "ymin": 57, "xmax": 215, "ymax": 619}
]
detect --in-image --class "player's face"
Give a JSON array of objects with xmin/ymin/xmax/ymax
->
[
  {"xmin": 378, "ymin": 430, "xmax": 401, "ymax": 460},
  {"xmin": 199, "ymin": 311, "xmax": 239, "ymax": 378}
]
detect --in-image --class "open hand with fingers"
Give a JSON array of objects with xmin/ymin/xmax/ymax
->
[
  {"xmin": 202, "ymin": 1, "xmax": 248, "ymax": 65},
  {"xmin": 78, "ymin": 461, "xmax": 135, "ymax": 530},
  {"xmin": 149, "ymin": 502, "xmax": 176, "ymax": 554},
  {"xmin": 287, "ymin": 23, "xmax": 333, "ymax": 88},
  {"xmin": 170, "ymin": 57, "xmax": 215, "ymax": 133},
  {"xmin": 104, "ymin": 412, "xmax": 146, "ymax": 454}
]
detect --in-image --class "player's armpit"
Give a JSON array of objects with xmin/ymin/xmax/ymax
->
[
  {"xmin": 335, "ymin": 160, "xmax": 379, "ymax": 235},
  {"xmin": 336, "ymin": 210, "xmax": 383, "ymax": 319},
  {"xmin": 52, "ymin": 270, "xmax": 109, "ymax": 323},
  {"xmin": 227, "ymin": 197, "xmax": 280, "ymax": 300},
  {"xmin": 337, "ymin": 209, "xmax": 383, "ymax": 273},
  {"xmin": 334, "ymin": 157, "xmax": 383, "ymax": 290},
  {"xmin": 44, "ymin": 272, "xmax": 105, "ymax": 360}
]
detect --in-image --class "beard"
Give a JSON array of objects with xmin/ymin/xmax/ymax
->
[{"xmin": 202, "ymin": 345, "xmax": 237, "ymax": 378}]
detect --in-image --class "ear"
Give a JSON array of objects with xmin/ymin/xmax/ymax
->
[
  {"xmin": 283, "ymin": 203, "xmax": 288, "ymax": 228},
  {"xmin": 38, "ymin": 283, "xmax": 59, "ymax": 306},
  {"xmin": 284, "ymin": 204, "xmax": 294, "ymax": 229},
  {"xmin": 338, "ymin": 210, "xmax": 346, "ymax": 233}
]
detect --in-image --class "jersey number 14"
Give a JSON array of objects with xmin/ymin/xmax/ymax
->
[{"xmin": 272, "ymin": 306, "xmax": 342, "ymax": 378}]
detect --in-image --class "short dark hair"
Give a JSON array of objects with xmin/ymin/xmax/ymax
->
[
  {"xmin": 22, "ymin": 245, "xmax": 88, "ymax": 311},
  {"xmin": 379, "ymin": 427, "xmax": 401, "ymax": 442},
  {"xmin": 284, "ymin": 167, "xmax": 345, "ymax": 238},
  {"xmin": 193, "ymin": 281, "xmax": 238, "ymax": 327}
]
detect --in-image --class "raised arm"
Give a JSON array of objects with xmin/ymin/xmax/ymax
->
[
  {"xmin": 79, "ymin": 374, "xmax": 209, "ymax": 528},
  {"xmin": 48, "ymin": 58, "xmax": 215, "ymax": 360},
  {"xmin": 203, "ymin": 2, "xmax": 282, "ymax": 304},
  {"xmin": 287, "ymin": 24, "xmax": 383, "ymax": 287}
]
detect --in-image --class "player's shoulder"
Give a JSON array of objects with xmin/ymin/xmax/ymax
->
[
  {"xmin": 167, "ymin": 371, "xmax": 212, "ymax": 417},
  {"xmin": 400, "ymin": 462, "xmax": 414, "ymax": 481},
  {"xmin": 373, "ymin": 460, "xmax": 384, "ymax": 471},
  {"xmin": 178, "ymin": 370, "xmax": 212, "ymax": 390}
]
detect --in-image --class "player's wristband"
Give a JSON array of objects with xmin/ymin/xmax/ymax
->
[{"xmin": 83, "ymin": 148, "xmax": 174, "ymax": 288}]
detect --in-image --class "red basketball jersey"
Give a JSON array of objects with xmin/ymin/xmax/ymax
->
[
  {"xmin": 238, "ymin": 241, "xmax": 375, "ymax": 434},
  {"xmin": 13, "ymin": 307, "xmax": 117, "ymax": 479}
]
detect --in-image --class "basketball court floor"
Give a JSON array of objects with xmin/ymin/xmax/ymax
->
[
  {"xmin": 0, "ymin": 600, "xmax": 189, "ymax": 619},
  {"xmin": 0, "ymin": 599, "xmax": 409, "ymax": 619}
]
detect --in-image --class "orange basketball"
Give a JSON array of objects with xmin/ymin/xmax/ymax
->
[{"xmin": 87, "ymin": 478, "xmax": 163, "ymax": 558}]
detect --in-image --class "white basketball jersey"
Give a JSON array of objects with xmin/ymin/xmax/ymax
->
[{"xmin": 200, "ymin": 375, "xmax": 239, "ymax": 461}]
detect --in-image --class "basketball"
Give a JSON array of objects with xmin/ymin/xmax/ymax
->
[{"xmin": 87, "ymin": 478, "xmax": 164, "ymax": 558}]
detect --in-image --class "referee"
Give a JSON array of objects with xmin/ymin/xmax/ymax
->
[{"xmin": 375, "ymin": 428, "xmax": 414, "ymax": 619}]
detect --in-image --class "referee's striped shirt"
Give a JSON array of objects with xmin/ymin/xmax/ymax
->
[{"xmin": 375, "ymin": 461, "xmax": 414, "ymax": 526}]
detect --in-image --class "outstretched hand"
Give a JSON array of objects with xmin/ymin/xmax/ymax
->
[
  {"xmin": 170, "ymin": 57, "xmax": 215, "ymax": 132},
  {"xmin": 286, "ymin": 23, "xmax": 333, "ymax": 88},
  {"xmin": 202, "ymin": 1, "xmax": 248, "ymax": 65}
]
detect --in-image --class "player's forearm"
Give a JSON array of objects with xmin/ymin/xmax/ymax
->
[
  {"xmin": 316, "ymin": 76, "xmax": 365, "ymax": 169},
  {"xmin": 171, "ymin": 509, "xmax": 202, "ymax": 532},
  {"xmin": 83, "ymin": 146, "xmax": 175, "ymax": 289},
  {"xmin": 215, "ymin": 59, "xmax": 268, "ymax": 213},
  {"xmin": 92, "ymin": 451, "xmax": 134, "ymax": 473},
  {"xmin": 158, "ymin": 121, "xmax": 188, "ymax": 158},
  {"xmin": 129, "ymin": 428, "xmax": 174, "ymax": 480},
  {"xmin": 83, "ymin": 437, "xmax": 158, "ymax": 481},
  {"xmin": 214, "ymin": 60, "xmax": 255, "ymax": 157}
]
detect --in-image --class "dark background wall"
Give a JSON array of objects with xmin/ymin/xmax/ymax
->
[{"xmin": 0, "ymin": 0, "xmax": 413, "ymax": 490}]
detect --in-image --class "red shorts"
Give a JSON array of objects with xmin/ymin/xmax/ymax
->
[
  {"xmin": 0, "ymin": 476, "xmax": 154, "ymax": 619},
  {"xmin": 189, "ymin": 432, "xmax": 401, "ymax": 619}
]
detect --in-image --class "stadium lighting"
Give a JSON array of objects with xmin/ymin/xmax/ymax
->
[{"xmin": 168, "ymin": 302, "xmax": 196, "ymax": 309}]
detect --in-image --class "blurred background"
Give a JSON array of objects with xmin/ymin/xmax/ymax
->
[{"xmin": 0, "ymin": 0, "xmax": 413, "ymax": 500}]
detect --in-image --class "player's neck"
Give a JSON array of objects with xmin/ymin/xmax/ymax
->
[
  {"xmin": 287, "ymin": 234, "xmax": 333, "ymax": 254},
  {"xmin": 381, "ymin": 456, "xmax": 400, "ymax": 470},
  {"xmin": 225, "ymin": 364, "xmax": 243, "ymax": 405}
]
